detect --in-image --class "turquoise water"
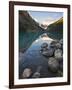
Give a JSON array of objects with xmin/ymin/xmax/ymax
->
[
  {"xmin": 19, "ymin": 34, "xmax": 63, "ymax": 78},
  {"xmin": 19, "ymin": 30, "xmax": 62, "ymax": 51},
  {"xmin": 19, "ymin": 31, "xmax": 34, "ymax": 49},
  {"xmin": 19, "ymin": 31, "xmax": 44, "ymax": 49},
  {"xmin": 47, "ymin": 32, "xmax": 63, "ymax": 40}
]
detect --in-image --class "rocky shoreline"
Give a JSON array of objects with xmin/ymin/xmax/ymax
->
[
  {"xmin": 19, "ymin": 36, "xmax": 63, "ymax": 79},
  {"xmin": 40, "ymin": 39, "xmax": 63, "ymax": 75}
]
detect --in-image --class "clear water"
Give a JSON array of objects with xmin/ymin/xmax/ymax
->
[
  {"xmin": 19, "ymin": 31, "xmax": 44, "ymax": 49},
  {"xmin": 19, "ymin": 33, "xmax": 60, "ymax": 79}
]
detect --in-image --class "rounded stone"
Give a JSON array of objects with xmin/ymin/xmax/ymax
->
[
  {"xmin": 48, "ymin": 57, "xmax": 59, "ymax": 72},
  {"xmin": 41, "ymin": 43, "xmax": 48, "ymax": 48},
  {"xmin": 40, "ymin": 47, "xmax": 48, "ymax": 52},
  {"xmin": 32, "ymin": 66, "xmax": 42, "ymax": 78},
  {"xmin": 32, "ymin": 72, "xmax": 40, "ymax": 78},
  {"xmin": 54, "ymin": 49, "xmax": 63, "ymax": 60},
  {"xmin": 22, "ymin": 68, "xmax": 32, "ymax": 78},
  {"xmin": 55, "ymin": 43, "xmax": 62, "ymax": 49},
  {"xmin": 41, "ymin": 48, "xmax": 54, "ymax": 57},
  {"xmin": 50, "ymin": 40, "xmax": 58, "ymax": 48}
]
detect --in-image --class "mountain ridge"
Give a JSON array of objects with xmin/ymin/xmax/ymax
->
[
  {"xmin": 46, "ymin": 17, "xmax": 63, "ymax": 40},
  {"xmin": 19, "ymin": 11, "xmax": 45, "ymax": 50},
  {"xmin": 19, "ymin": 11, "xmax": 44, "ymax": 32}
]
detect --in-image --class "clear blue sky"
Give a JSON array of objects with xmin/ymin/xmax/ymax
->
[{"xmin": 28, "ymin": 11, "xmax": 63, "ymax": 25}]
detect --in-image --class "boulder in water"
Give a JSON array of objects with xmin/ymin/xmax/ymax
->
[
  {"xmin": 50, "ymin": 40, "xmax": 58, "ymax": 48},
  {"xmin": 22, "ymin": 68, "xmax": 32, "ymax": 78},
  {"xmin": 40, "ymin": 47, "xmax": 48, "ymax": 53},
  {"xmin": 54, "ymin": 49, "xmax": 63, "ymax": 61},
  {"xmin": 50, "ymin": 40, "xmax": 62, "ymax": 49},
  {"xmin": 48, "ymin": 57, "xmax": 59, "ymax": 72},
  {"xmin": 41, "ymin": 43, "xmax": 48, "ymax": 48},
  {"xmin": 55, "ymin": 43, "xmax": 62, "ymax": 49},
  {"xmin": 32, "ymin": 66, "xmax": 42, "ymax": 78},
  {"xmin": 41, "ymin": 48, "xmax": 54, "ymax": 57},
  {"xmin": 32, "ymin": 72, "xmax": 40, "ymax": 78}
]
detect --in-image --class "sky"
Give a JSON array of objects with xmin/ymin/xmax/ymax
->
[{"xmin": 28, "ymin": 11, "xmax": 63, "ymax": 25}]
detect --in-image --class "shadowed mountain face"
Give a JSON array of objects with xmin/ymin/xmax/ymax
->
[
  {"xmin": 19, "ymin": 11, "xmax": 44, "ymax": 32},
  {"xmin": 19, "ymin": 11, "xmax": 45, "ymax": 51},
  {"xmin": 46, "ymin": 17, "xmax": 63, "ymax": 40}
]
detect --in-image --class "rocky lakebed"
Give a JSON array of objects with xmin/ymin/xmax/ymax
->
[{"xmin": 19, "ymin": 33, "xmax": 63, "ymax": 79}]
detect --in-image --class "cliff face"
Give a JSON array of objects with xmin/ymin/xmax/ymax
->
[
  {"xmin": 46, "ymin": 17, "xmax": 63, "ymax": 40},
  {"xmin": 19, "ymin": 11, "xmax": 43, "ymax": 32},
  {"xmin": 19, "ymin": 11, "xmax": 44, "ymax": 50}
]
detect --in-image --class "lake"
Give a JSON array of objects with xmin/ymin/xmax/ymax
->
[{"xmin": 19, "ymin": 33, "xmax": 60, "ymax": 79}]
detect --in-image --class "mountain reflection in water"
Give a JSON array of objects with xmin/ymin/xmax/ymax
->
[{"xmin": 19, "ymin": 33, "xmax": 59, "ymax": 79}]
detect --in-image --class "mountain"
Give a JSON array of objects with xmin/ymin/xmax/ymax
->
[
  {"xmin": 19, "ymin": 11, "xmax": 44, "ymax": 32},
  {"xmin": 40, "ymin": 24, "xmax": 48, "ymax": 29},
  {"xmin": 19, "ymin": 11, "xmax": 45, "ymax": 51},
  {"xmin": 46, "ymin": 17, "xmax": 63, "ymax": 40}
]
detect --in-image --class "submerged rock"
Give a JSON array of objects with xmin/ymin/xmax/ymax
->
[
  {"xmin": 54, "ymin": 49, "xmax": 63, "ymax": 61},
  {"xmin": 50, "ymin": 40, "xmax": 62, "ymax": 49},
  {"xmin": 32, "ymin": 72, "xmax": 40, "ymax": 78},
  {"xmin": 40, "ymin": 47, "xmax": 48, "ymax": 52},
  {"xmin": 40, "ymin": 42, "xmax": 48, "ymax": 53},
  {"xmin": 22, "ymin": 68, "xmax": 32, "ymax": 78},
  {"xmin": 41, "ymin": 48, "xmax": 54, "ymax": 57},
  {"xmin": 48, "ymin": 57, "xmax": 59, "ymax": 72},
  {"xmin": 32, "ymin": 66, "xmax": 42, "ymax": 78},
  {"xmin": 50, "ymin": 40, "xmax": 58, "ymax": 48},
  {"xmin": 41, "ymin": 43, "xmax": 48, "ymax": 48},
  {"xmin": 55, "ymin": 43, "xmax": 62, "ymax": 49}
]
